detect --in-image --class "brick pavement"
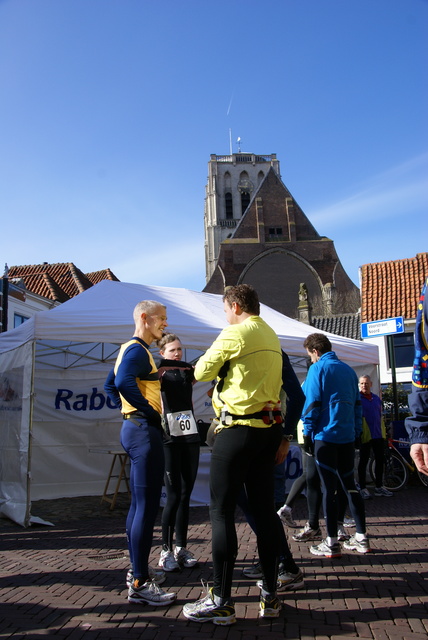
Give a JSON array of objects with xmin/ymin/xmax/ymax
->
[{"xmin": 0, "ymin": 483, "xmax": 427, "ymax": 640}]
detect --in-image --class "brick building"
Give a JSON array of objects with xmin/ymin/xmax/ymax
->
[{"xmin": 203, "ymin": 153, "xmax": 359, "ymax": 319}]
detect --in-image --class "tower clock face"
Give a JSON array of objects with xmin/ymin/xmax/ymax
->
[{"xmin": 238, "ymin": 178, "xmax": 253, "ymax": 194}]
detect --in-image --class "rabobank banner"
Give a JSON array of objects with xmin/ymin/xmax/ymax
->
[
  {"xmin": 28, "ymin": 370, "xmax": 215, "ymax": 503},
  {"xmin": 33, "ymin": 368, "xmax": 120, "ymax": 423},
  {"xmin": 29, "ymin": 367, "xmax": 124, "ymax": 502},
  {"xmin": 33, "ymin": 370, "xmax": 214, "ymax": 424}
]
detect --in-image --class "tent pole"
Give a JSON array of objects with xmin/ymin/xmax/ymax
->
[{"xmin": 24, "ymin": 340, "xmax": 36, "ymax": 527}]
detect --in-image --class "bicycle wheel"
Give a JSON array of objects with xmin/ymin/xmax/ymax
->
[
  {"xmin": 369, "ymin": 451, "xmax": 408, "ymax": 491},
  {"xmin": 417, "ymin": 470, "xmax": 428, "ymax": 488}
]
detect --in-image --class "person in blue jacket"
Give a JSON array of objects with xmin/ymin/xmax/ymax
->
[{"xmin": 302, "ymin": 333, "xmax": 369, "ymax": 557}]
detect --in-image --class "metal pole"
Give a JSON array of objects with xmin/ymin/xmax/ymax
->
[{"xmin": 387, "ymin": 334, "xmax": 399, "ymax": 422}]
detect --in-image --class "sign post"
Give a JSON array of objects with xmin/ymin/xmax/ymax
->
[
  {"xmin": 360, "ymin": 317, "xmax": 404, "ymax": 339},
  {"xmin": 361, "ymin": 316, "xmax": 405, "ymax": 424}
]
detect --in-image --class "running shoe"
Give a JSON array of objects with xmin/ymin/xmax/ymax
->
[
  {"xmin": 126, "ymin": 566, "xmax": 166, "ymax": 588},
  {"xmin": 174, "ymin": 546, "xmax": 199, "ymax": 568},
  {"xmin": 257, "ymin": 568, "xmax": 304, "ymax": 592},
  {"xmin": 343, "ymin": 516, "xmax": 355, "ymax": 528},
  {"xmin": 277, "ymin": 505, "xmax": 297, "ymax": 527},
  {"xmin": 159, "ymin": 549, "xmax": 180, "ymax": 572},
  {"xmin": 259, "ymin": 591, "xmax": 282, "ymax": 618},
  {"xmin": 374, "ymin": 486, "xmax": 393, "ymax": 497},
  {"xmin": 360, "ymin": 488, "xmax": 372, "ymax": 500},
  {"xmin": 310, "ymin": 539, "xmax": 342, "ymax": 558},
  {"xmin": 128, "ymin": 579, "xmax": 176, "ymax": 606},
  {"xmin": 182, "ymin": 586, "xmax": 236, "ymax": 625},
  {"xmin": 242, "ymin": 561, "xmax": 263, "ymax": 578},
  {"xmin": 337, "ymin": 526, "xmax": 351, "ymax": 542},
  {"xmin": 292, "ymin": 522, "xmax": 322, "ymax": 542},
  {"xmin": 343, "ymin": 535, "xmax": 371, "ymax": 554}
]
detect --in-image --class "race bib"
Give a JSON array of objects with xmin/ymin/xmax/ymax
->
[{"xmin": 166, "ymin": 410, "xmax": 198, "ymax": 437}]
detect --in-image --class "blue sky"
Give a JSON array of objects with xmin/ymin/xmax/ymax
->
[{"xmin": 1, "ymin": 0, "xmax": 427, "ymax": 292}]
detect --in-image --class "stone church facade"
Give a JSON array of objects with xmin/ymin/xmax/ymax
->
[{"xmin": 203, "ymin": 153, "xmax": 359, "ymax": 320}]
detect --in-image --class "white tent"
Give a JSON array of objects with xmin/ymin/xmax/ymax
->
[{"xmin": 0, "ymin": 280, "xmax": 379, "ymax": 526}]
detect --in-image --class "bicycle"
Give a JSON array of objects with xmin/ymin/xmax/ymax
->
[{"xmin": 369, "ymin": 436, "xmax": 428, "ymax": 491}]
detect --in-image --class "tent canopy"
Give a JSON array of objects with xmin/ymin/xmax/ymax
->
[
  {"xmin": 0, "ymin": 280, "xmax": 378, "ymax": 369},
  {"xmin": 0, "ymin": 281, "xmax": 378, "ymax": 526}
]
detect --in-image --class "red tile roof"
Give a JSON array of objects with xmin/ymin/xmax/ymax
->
[
  {"xmin": 86, "ymin": 269, "xmax": 119, "ymax": 286},
  {"xmin": 361, "ymin": 253, "xmax": 428, "ymax": 323},
  {"xmin": 8, "ymin": 263, "xmax": 120, "ymax": 303}
]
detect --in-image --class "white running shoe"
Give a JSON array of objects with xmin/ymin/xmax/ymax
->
[
  {"xmin": 343, "ymin": 535, "xmax": 371, "ymax": 554},
  {"xmin": 159, "ymin": 549, "xmax": 180, "ymax": 572},
  {"xmin": 126, "ymin": 566, "xmax": 166, "ymax": 588},
  {"xmin": 277, "ymin": 505, "xmax": 297, "ymax": 527},
  {"xmin": 182, "ymin": 586, "xmax": 236, "ymax": 625},
  {"xmin": 360, "ymin": 488, "xmax": 372, "ymax": 500},
  {"xmin": 337, "ymin": 526, "xmax": 350, "ymax": 542},
  {"xmin": 343, "ymin": 516, "xmax": 355, "ymax": 528},
  {"xmin": 174, "ymin": 546, "xmax": 199, "ymax": 568},
  {"xmin": 292, "ymin": 522, "xmax": 322, "ymax": 542},
  {"xmin": 128, "ymin": 579, "xmax": 176, "ymax": 606},
  {"xmin": 310, "ymin": 539, "xmax": 342, "ymax": 558}
]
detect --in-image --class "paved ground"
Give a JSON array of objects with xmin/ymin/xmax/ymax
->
[{"xmin": 0, "ymin": 480, "xmax": 427, "ymax": 640}]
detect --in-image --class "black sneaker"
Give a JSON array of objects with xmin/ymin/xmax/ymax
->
[
  {"xmin": 182, "ymin": 586, "xmax": 236, "ymax": 625},
  {"xmin": 259, "ymin": 591, "xmax": 282, "ymax": 618},
  {"xmin": 242, "ymin": 561, "xmax": 263, "ymax": 578}
]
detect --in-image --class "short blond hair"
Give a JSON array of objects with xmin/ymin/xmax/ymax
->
[{"xmin": 133, "ymin": 300, "xmax": 166, "ymax": 323}]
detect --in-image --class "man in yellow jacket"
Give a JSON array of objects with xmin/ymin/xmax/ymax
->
[{"xmin": 182, "ymin": 284, "xmax": 285, "ymax": 625}]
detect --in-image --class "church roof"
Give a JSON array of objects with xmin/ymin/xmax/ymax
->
[
  {"xmin": 231, "ymin": 167, "xmax": 321, "ymax": 242},
  {"xmin": 312, "ymin": 313, "xmax": 361, "ymax": 341},
  {"xmin": 8, "ymin": 262, "xmax": 120, "ymax": 303},
  {"xmin": 360, "ymin": 253, "xmax": 428, "ymax": 322}
]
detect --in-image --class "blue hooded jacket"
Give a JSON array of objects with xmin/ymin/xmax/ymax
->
[{"xmin": 302, "ymin": 351, "xmax": 362, "ymax": 444}]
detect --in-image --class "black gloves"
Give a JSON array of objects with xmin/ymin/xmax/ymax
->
[
  {"xmin": 303, "ymin": 435, "xmax": 314, "ymax": 456},
  {"xmin": 354, "ymin": 436, "xmax": 361, "ymax": 450}
]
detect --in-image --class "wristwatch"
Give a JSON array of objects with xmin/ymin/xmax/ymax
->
[{"xmin": 283, "ymin": 434, "xmax": 293, "ymax": 441}]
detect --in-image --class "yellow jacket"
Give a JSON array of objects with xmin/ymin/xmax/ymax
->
[{"xmin": 194, "ymin": 316, "xmax": 282, "ymax": 428}]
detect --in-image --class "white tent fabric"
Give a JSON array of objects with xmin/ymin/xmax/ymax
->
[
  {"xmin": 0, "ymin": 280, "xmax": 378, "ymax": 363},
  {"xmin": 0, "ymin": 281, "xmax": 379, "ymax": 526}
]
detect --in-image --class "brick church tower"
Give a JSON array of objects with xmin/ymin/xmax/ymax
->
[{"xmin": 203, "ymin": 152, "xmax": 359, "ymax": 319}]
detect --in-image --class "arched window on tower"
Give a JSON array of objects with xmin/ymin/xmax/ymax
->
[
  {"xmin": 225, "ymin": 192, "xmax": 233, "ymax": 219},
  {"xmin": 258, "ymin": 171, "xmax": 264, "ymax": 184},
  {"xmin": 241, "ymin": 191, "xmax": 251, "ymax": 214},
  {"xmin": 238, "ymin": 171, "xmax": 253, "ymax": 215}
]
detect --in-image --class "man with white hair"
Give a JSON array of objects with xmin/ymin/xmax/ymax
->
[{"xmin": 105, "ymin": 300, "xmax": 176, "ymax": 607}]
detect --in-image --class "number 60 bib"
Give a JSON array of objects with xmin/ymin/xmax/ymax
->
[{"xmin": 166, "ymin": 410, "xmax": 198, "ymax": 437}]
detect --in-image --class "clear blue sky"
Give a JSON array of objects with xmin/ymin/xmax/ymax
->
[{"xmin": 1, "ymin": 0, "xmax": 427, "ymax": 292}]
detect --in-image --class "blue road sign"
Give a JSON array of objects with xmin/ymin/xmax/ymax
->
[{"xmin": 361, "ymin": 316, "xmax": 404, "ymax": 339}]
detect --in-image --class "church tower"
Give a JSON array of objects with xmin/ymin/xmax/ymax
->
[
  {"xmin": 203, "ymin": 151, "xmax": 360, "ymax": 320},
  {"xmin": 204, "ymin": 153, "xmax": 280, "ymax": 281}
]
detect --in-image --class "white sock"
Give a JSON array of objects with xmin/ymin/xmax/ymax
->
[
  {"xmin": 355, "ymin": 532, "xmax": 367, "ymax": 542},
  {"xmin": 327, "ymin": 536, "xmax": 338, "ymax": 546}
]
